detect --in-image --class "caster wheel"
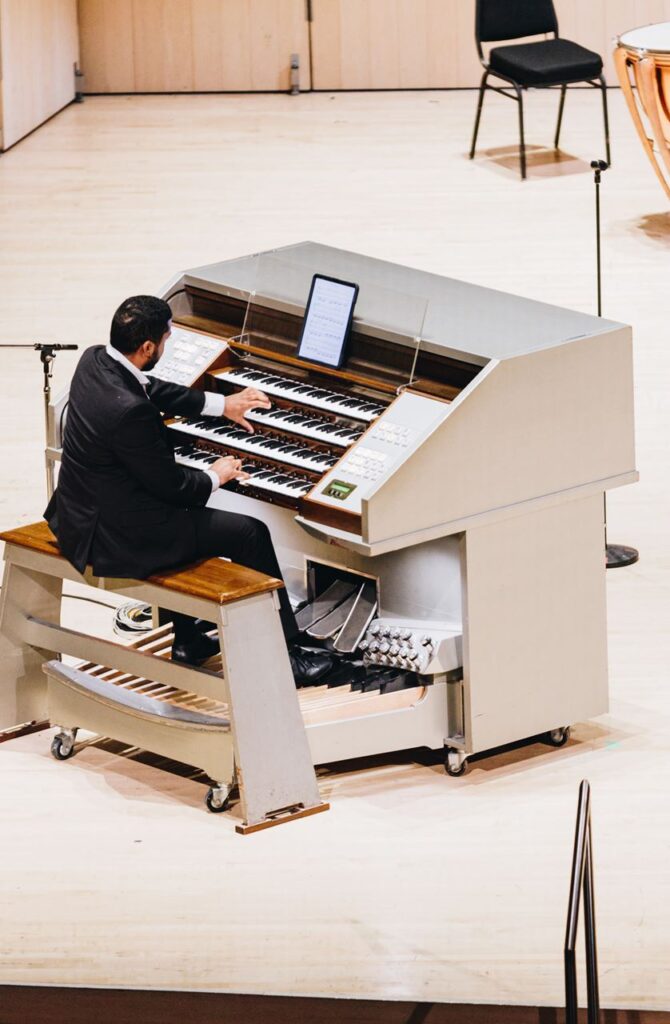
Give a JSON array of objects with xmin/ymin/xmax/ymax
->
[
  {"xmin": 51, "ymin": 736, "xmax": 75, "ymax": 761},
  {"xmin": 546, "ymin": 726, "xmax": 570, "ymax": 748},
  {"xmin": 205, "ymin": 786, "xmax": 230, "ymax": 813},
  {"xmin": 445, "ymin": 751, "xmax": 468, "ymax": 777}
]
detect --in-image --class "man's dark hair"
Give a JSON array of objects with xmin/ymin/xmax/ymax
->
[{"xmin": 110, "ymin": 295, "xmax": 172, "ymax": 354}]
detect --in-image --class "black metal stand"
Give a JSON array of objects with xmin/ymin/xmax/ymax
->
[
  {"xmin": 2, "ymin": 343, "xmax": 78, "ymax": 498},
  {"xmin": 591, "ymin": 161, "xmax": 639, "ymax": 570},
  {"xmin": 565, "ymin": 779, "xmax": 600, "ymax": 1024}
]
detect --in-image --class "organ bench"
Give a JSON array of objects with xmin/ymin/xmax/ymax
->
[{"xmin": 0, "ymin": 521, "xmax": 328, "ymax": 834}]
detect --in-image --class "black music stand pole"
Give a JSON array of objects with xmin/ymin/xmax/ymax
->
[{"xmin": 591, "ymin": 161, "xmax": 639, "ymax": 569}]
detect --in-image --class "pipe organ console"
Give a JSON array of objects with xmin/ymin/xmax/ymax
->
[{"xmin": 48, "ymin": 242, "xmax": 637, "ymax": 776}]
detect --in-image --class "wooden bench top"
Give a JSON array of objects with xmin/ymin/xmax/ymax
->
[{"xmin": 0, "ymin": 521, "xmax": 283, "ymax": 605}]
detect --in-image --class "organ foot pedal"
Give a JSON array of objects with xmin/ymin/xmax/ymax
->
[
  {"xmin": 307, "ymin": 589, "xmax": 360, "ymax": 639},
  {"xmin": 333, "ymin": 581, "xmax": 377, "ymax": 653},
  {"xmin": 306, "ymin": 580, "xmax": 377, "ymax": 646},
  {"xmin": 296, "ymin": 580, "xmax": 356, "ymax": 632}
]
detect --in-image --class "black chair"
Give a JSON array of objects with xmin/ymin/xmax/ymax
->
[{"xmin": 469, "ymin": 0, "xmax": 611, "ymax": 179}]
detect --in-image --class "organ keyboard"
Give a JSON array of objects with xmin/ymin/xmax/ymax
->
[
  {"xmin": 174, "ymin": 443, "xmax": 315, "ymax": 501},
  {"xmin": 220, "ymin": 367, "xmax": 386, "ymax": 421},
  {"xmin": 171, "ymin": 417, "xmax": 341, "ymax": 474}
]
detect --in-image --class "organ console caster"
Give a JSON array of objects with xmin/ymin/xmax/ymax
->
[
  {"xmin": 545, "ymin": 726, "xmax": 571, "ymax": 748},
  {"xmin": 51, "ymin": 728, "xmax": 77, "ymax": 761},
  {"xmin": 205, "ymin": 784, "xmax": 231, "ymax": 814},
  {"xmin": 445, "ymin": 748, "xmax": 468, "ymax": 778}
]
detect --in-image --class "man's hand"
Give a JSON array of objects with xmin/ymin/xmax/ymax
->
[
  {"xmin": 224, "ymin": 387, "xmax": 271, "ymax": 433},
  {"xmin": 210, "ymin": 456, "xmax": 250, "ymax": 486}
]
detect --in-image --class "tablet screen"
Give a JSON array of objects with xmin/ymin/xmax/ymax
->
[{"xmin": 297, "ymin": 274, "xmax": 359, "ymax": 369}]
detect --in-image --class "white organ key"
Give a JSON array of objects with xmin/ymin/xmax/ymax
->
[
  {"xmin": 219, "ymin": 368, "xmax": 385, "ymax": 423},
  {"xmin": 237, "ymin": 472, "xmax": 313, "ymax": 499},
  {"xmin": 169, "ymin": 419, "xmax": 338, "ymax": 474}
]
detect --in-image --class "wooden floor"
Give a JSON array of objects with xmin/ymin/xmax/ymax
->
[{"xmin": 0, "ymin": 89, "xmax": 669, "ymax": 1010}]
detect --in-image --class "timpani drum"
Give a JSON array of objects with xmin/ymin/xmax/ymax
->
[{"xmin": 616, "ymin": 23, "xmax": 670, "ymax": 198}]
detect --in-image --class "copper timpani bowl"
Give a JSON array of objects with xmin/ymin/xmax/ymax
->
[{"xmin": 615, "ymin": 22, "xmax": 670, "ymax": 197}]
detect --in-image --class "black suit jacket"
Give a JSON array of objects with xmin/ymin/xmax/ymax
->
[{"xmin": 45, "ymin": 345, "xmax": 212, "ymax": 577}]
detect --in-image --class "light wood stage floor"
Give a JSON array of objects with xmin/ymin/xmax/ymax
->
[{"xmin": 0, "ymin": 88, "xmax": 668, "ymax": 1011}]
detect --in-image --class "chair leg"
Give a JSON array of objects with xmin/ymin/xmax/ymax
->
[
  {"xmin": 555, "ymin": 84, "xmax": 567, "ymax": 149},
  {"xmin": 599, "ymin": 76, "xmax": 612, "ymax": 166},
  {"xmin": 469, "ymin": 71, "xmax": 489, "ymax": 160},
  {"xmin": 515, "ymin": 85, "xmax": 527, "ymax": 179}
]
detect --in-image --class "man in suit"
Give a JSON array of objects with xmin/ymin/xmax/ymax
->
[{"xmin": 45, "ymin": 294, "xmax": 335, "ymax": 684}]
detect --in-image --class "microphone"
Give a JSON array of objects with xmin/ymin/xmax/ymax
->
[{"xmin": 33, "ymin": 343, "xmax": 79, "ymax": 351}]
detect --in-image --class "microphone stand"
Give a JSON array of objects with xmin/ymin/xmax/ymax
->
[
  {"xmin": 590, "ymin": 161, "xmax": 639, "ymax": 569},
  {"xmin": 2, "ymin": 343, "xmax": 78, "ymax": 498}
]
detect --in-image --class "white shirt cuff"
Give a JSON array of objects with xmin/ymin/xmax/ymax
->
[
  {"xmin": 205, "ymin": 468, "xmax": 220, "ymax": 493},
  {"xmin": 201, "ymin": 392, "xmax": 226, "ymax": 417}
]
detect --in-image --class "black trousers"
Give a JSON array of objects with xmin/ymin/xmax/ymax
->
[{"xmin": 168, "ymin": 507, "xmax": 298, "ymax": 645}]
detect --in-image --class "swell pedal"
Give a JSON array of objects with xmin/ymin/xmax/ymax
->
[
  {"xmin": 333, "ymin": 581, "xmax": 377, "ymax": 653},
  {"xmin": 296, "ymin": 580, "xmax": 356, "ymax": 632},
  {"xmin": 306, "ymin": 588, "xmax": 359, "ymax": 639}
]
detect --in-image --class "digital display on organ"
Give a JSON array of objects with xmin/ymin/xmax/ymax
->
[{"xmin": 297, "ymin": 276, "xmax": 358, "ymax": 368}]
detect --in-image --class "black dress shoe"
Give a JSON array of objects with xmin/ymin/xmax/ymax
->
[
  {"xmin": 172, "ymin": 632, "xmax": 220, "ymax": 666},
  {"xmin": 289, "ymin": 645, "xmax": 337, "ymax": 687},
  {"xmin": 193, "ymin": 617, "xmax": 216, "ymax": 634}
]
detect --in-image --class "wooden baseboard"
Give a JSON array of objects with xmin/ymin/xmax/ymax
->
[{"xmin": 0, "ymin": 988, "xmax": 668, "ymax": 1024}]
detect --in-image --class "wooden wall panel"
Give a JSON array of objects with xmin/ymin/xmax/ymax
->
[
  {"xmin": 72, "ymin": 0, "xmax": 670, "ymax": 98},
  {"xmin": 310, "ymin": 0, "xmax": 481, "ymax": 90},
  {"xmin": 0, "ymin": 0, "xmax": 78, "ymax": 150},
  {"xmin": 310, "ymin": 0, "xmax": 670, "ymax": 90},
  {"xmin": 77, "ymin": 0, "xmax": 134, "ymax": 92},
  {"xmin": 78, "ymin": 0, "xmax": 311, "ymax": 93},
  {"xmin": 133, "ymin": 0, "xmax": 194, "ymax": 92}
]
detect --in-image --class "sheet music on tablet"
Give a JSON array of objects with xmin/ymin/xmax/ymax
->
[{"xmin": 297, "ymin": 275, "xmax": 359, "ymax": 369}]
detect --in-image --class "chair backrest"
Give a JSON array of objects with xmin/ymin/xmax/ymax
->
[{"xmin": 475, "ymin": 0, "xmax": 558, "ymax": 43}]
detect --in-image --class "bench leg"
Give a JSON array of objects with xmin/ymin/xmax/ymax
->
[
  {"xmin": 218, "ymin": 591, "xmax": 328, "ymax": 831},
  {"xmin": 0, "ymin": 560, "xmax": 63, "ymax": 734}
]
